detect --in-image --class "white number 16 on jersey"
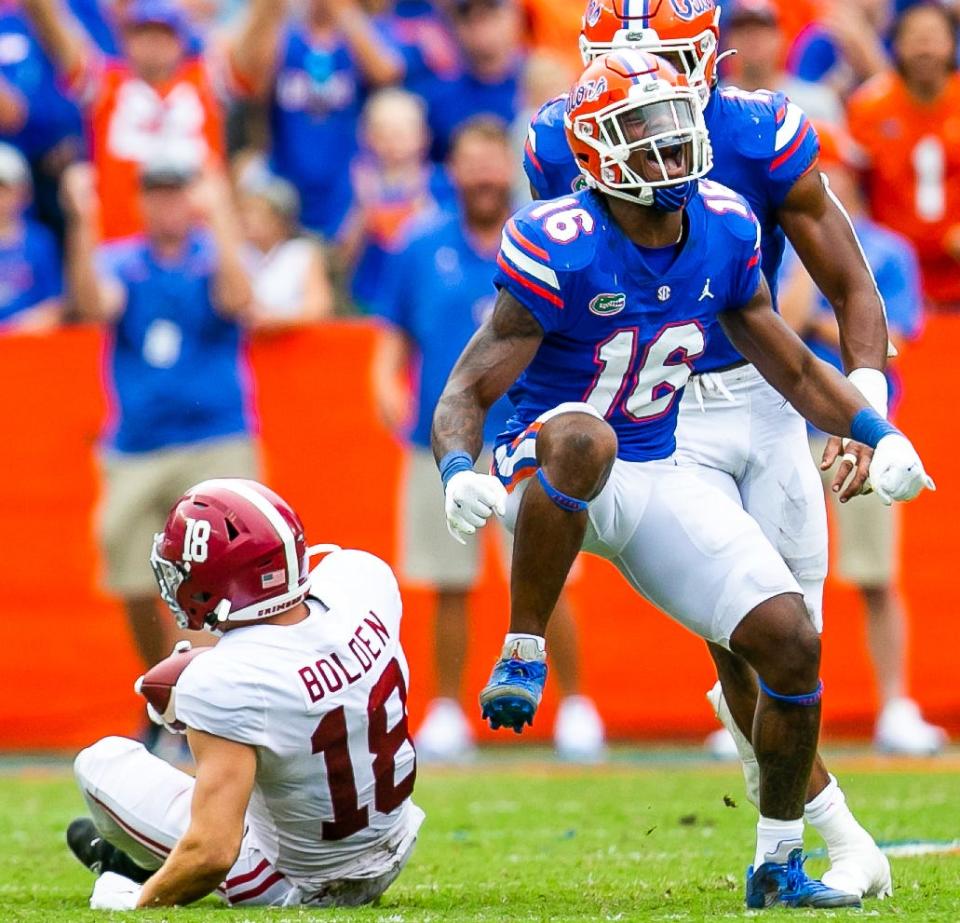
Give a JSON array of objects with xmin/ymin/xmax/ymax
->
[{"xmin": 585, "ymin": 322, "xmax": 705, "ymax": 420}]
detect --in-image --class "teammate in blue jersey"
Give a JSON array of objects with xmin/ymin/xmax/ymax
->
[
  {"xmin": 520, "ymin": 0, "xmax": 899, "ymax": 901},
  {"xmin": 430, "ymin": 52, "xmax": 934, "ymax": 910}
]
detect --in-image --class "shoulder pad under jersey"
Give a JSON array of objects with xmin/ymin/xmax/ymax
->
[
  {"xmin": 505, "ymin": 192, "xmax": 603, "ymax": 275},
  {"xmin": 713, "ymin": 87, "xmax": 795, "ymax": 160},
  {"xmin": 527, "ymin": 95, "xmax": 571, "ymax": 166}
]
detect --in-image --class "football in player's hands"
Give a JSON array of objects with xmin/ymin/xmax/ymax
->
[{"xmin": 134, "ymin": 641, "xmax": 211, "ymax": 733}]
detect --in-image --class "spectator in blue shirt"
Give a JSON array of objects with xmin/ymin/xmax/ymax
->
[
  {"xmin": 344, "ymin": 87, "xmax": 454, "ymax": 309},
  {"xmin": 421, "ymin": 0, "xmax": 525, "ymax": 161},
  {"xmin": 785, "ymin": 0, "xmax": 892, "ymax": 99},
  {"xmin": 0, "ymin": 4, "xmax": 85, "ymax": 238},
  {"xmin": 61, "ymin": 155, "xmax": 259, "ymax": 674},
  {"xmin": 232, "ymin": 0, "xmax": 405, "ymax": 243},
  {"xmin": 370, "ymin": 116, "xmax": 605, "ymax": 763},
  {"xmin": 362, "ymin": 0, "xmax": 460, "ymax": 97},
  {"xmin": 0, "ymin": 142, "xmax": 61, "ymax": 331},
  {"xmin": 779, "ymin": 123, "xmax": 946, "ymax": 756}
]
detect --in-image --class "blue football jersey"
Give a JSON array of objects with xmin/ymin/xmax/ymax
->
[
  {"xmin": 523, "ymin": 86, "xmax": 819, "ymax": 372},
  {"xmin": 493, "ymin": 187, "xmax": 762, "ymax": 462}
]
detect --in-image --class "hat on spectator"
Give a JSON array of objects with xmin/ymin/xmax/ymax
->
[
  {"xmin": 727, "ymin": 0, "xmax": 779, "ymax": 27},
  {"xmin": 0, "ymin": 143, "xmax": 30, "ymax": 188},
  {"xmin": 124, "ymin": 0, "xmax": 189, "ymax": 39},
  {"xmin": 237, "ymin": 160, "xmax": 301, "ymax": 224},
  {"xmin": 140, "ymin": 151, "xmax": 200, "ymax": 189}
]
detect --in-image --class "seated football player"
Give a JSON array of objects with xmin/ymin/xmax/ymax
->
[
  {"xmin": 66, "ymin": 478, "xmax": 422, "ymax": 910},
  {"xmin": 431, "ymin": 52, "xmax": 933, "ymax": 909}
]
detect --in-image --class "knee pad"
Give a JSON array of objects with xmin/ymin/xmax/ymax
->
[
  {"xmin": 758, "ymin": 677, "xmax": 823, "ymax": 706},
  {"xmin": 536, "ymin": 469, "xmax": 590, "ymax": 513}
]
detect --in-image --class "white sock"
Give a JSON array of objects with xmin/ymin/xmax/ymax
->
[
  {"xmin": 754, "ymin": 816, "xmax": 804, "ymax": 869},
  {"xmin": 503, "ymin": 633, "xmax": 546, "ymax": 660},
  {"xmin": 805, "ymin": 774, "xmax": 872, "ymax": 854}
]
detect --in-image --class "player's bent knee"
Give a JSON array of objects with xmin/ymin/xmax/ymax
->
[
  {"xmin": 730, "ymin": 595, "xmax": 821, "ymax": 694},
  {"xmin": 537, "ymin": 412, "xmax": 617, "ymax": 497},
  {"xmin": 74, "ymin": 735, "xmax": 147, "ymax": 787}
]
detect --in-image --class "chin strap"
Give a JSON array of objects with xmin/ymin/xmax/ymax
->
[
  {"xmin": 308, "ymin": 543, "xmax": 342, "ymax": 559},
  {"xmin": 715, "ymin": 48, "xmax": 738, "ymax": 68}
]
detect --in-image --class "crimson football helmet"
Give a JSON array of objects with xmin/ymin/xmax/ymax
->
[
  {"xmin": 150, "ymin": 478, "xmax": 316, "ymax": 631},
  {"xmin": 580, "ymin": 0, "xmax": 721, "ymax": 102},
  {"xmin": 565, "ymin": 50, "xmax": 712, "ymax": 207}
]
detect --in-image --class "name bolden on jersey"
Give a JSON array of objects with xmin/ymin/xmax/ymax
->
[{"xmin": 297, "ymin": 611, "xmax": 391, "ymax": 703}]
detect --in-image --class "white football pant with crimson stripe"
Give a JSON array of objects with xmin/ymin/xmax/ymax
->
[{"xmin": 74, "ymin": 736, "xmax": 420, "ymax": 907}]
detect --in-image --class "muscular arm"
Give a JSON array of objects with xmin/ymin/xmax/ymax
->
[
  {"xmin": 720, "ymin": 276, "xmax": 870, "ymax": 438},
  {"xmin": 431, "ymin": 289, "xmax": 543, "ymax": 463},
  {"xmin": 332, "ymin": 0, "xmax": 404, "ymax": 87},
  {"xmin": 0, "ymin": 74, "xmax": 26, "ymax": 134},
  {"xmin": 21, "ymin": 0, "xmax": 90, "ymax": 78},
  {"xmin": 226, "ymin": 0, "xmax": 286, "ymax": 99},
  {"xmin": 137, "ymin": 730, "xmax": 256, "ymax": 908},
  {"xmin": 777, "ymin": 168, "xmax": 888, "ymax": 373}
]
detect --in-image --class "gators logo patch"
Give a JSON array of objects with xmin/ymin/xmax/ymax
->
[{"xmin": 589, "ymin": 293, "xmax": 626, "ymax": 316}]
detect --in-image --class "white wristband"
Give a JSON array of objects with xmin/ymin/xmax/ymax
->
[{"xmin": 848, "ymin": 367, "xmax": 889, "ymax": 419}]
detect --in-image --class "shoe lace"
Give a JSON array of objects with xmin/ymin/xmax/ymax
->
[
  {"xmin": 499, "ymin": 657, "xmax": 543, "ymax": 682},
  {"xmin": 785, "ymin": 852, "xmax": 809, "ymax": 894},
  {"xmin": 691, "ymin": 372, "xmax": 737, "ymax": 412}
]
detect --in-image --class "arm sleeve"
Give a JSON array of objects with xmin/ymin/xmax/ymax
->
[
  {"xmin": 175, "ymin": 656, "xmax": 269, "ymax": 747},
  {"xmin": 767, "ymin": 99, "xmax": 820, "ymax": 208},
  {"xmin": 493, "ymin": 216, "xmax": 565, "ymax": 333}
]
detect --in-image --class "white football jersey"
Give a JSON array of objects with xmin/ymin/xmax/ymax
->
[{"xmin": 175, "ymin": 550, "xmax": 419, "ymax": 890}]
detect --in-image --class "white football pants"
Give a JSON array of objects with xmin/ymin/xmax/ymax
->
[
  {"xmin": 493, "ymin": 402, "xmax": 801, "ymax": 648},
  {"xmin": 74, "ymin": 735, "xmax": 419, "ymax": 907},
  {"xmin": 676, "ymin": 364, "xmax": 828, "ymax": 631}
]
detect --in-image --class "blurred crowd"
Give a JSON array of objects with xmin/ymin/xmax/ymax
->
[{"xmin": 0, "ymin": 0, "xmax": 956, "ymax": 755}]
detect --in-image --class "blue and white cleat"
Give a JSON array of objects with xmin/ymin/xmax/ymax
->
[
  {"xmin": 746, "ymin": 848, "xmax": 863, "ymax": 909},
  {"xmin": 479, "ymin": 638, "xmax": 547, "ymax": 733}
]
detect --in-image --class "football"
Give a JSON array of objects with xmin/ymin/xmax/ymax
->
[{"xmin": 134, "ymin": 641, "xmax": 211, "ymax": 731}]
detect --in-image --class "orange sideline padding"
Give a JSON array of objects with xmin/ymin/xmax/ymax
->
[{"xmin": 0, "ymin": 318, "xmax": 957, "ymax": 751}]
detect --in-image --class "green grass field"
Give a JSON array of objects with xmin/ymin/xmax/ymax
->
[{"xmin": 1, "ymin": 750, "xmax": 958, "ymax": 922}]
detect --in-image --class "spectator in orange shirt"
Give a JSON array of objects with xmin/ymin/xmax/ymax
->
[
  {"xmin": 847, "ymin": 2, "xmax": 960, "ymax": 310},
  {"xmin": 21, "ymin": 0, "xmax": 280, "ymax": 242}
]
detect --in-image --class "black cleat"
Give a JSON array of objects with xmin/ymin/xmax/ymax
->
[{"xmin": 66, "ymin": 818, "xmax": 153, "ymax": 884}]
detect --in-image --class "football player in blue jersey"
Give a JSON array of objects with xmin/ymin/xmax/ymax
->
[
  {"xmin": 430, "ymin": 52, "xmax": 934, "ymax": 909},
  {"xmin": 520, "ymin": 0, "xmax": 899, "ymax": 901}
]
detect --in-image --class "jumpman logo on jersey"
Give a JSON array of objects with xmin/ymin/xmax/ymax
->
[{"xmin": 698, "ymin": 278, "xmax": 714, "ymax": 301}]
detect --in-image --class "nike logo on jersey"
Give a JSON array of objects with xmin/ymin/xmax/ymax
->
[{"xmin": 698, "ymin": 279, "xmax": 714, "ymax": 301}]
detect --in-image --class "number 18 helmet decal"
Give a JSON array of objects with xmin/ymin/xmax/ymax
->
[
  {"xmin": 580, "ymin": 0, "xmax": 721, "ymax": 104},
  {"xmin": 150, "ymin": 478, "xmax": 314, "ymax": 631},
  {"xmin": 564, "ymin": 51, "xmax": 712, "ymax": 209}
]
